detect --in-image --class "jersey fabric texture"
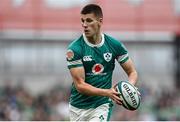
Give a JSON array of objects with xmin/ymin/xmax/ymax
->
[{"xmin": 66, "ymin": 33, "xmax": 129, "ymax": 109}]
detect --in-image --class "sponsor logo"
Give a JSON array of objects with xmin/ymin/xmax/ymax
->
[
  {"xmin": 86, "ymin": 72, "xmax": 107, "ymax": 76},
  {"xmin": 123, "ymin": 84, "xmax": 137, "ymax": 106},
  {"xmin": 66, "ymin": 49, "xmax": 74, "ymax": 60},
  {"xmin": 92, "ymin": 63, "xmax": 104, "ymax": 74},
  {"xmin": 103, "ymin": 52, "xmax": 112, "ymax": 62},
  {"xmin": 83, "ymin": 55, "xmax": 92, "ymax": 61}
]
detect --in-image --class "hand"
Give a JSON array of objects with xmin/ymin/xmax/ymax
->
[
  {"xmin": 128, "ymin": 81, "xmax": 141, "ymax": 96},
  {"xmin": 106, "ymin": 88, "xmax": 123, "ymax": 105},
  {"xmin": 134, "ymin": 86, "xmax": 141, "ymax": 96}
]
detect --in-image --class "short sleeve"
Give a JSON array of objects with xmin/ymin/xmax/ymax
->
[
  {"xmin": 115, "ymin": 43, "xmax": 129, "ymax": 64},
  {"xmin": 66, "ymin": 48, "xmax": 83, "ymax": 69}
]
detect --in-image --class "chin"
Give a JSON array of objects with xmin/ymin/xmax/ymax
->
[{"xmin": 84, "ymin": 33, "xmax": 92, "ymax": 37}]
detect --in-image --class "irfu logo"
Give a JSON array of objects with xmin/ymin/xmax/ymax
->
[{"xmin": 103, "ymin": 52, "xmax": 112, "ymax": 62}]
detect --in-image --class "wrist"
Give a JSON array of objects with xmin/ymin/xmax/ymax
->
[
  {"xmin": 128, "ymin": 80, "xmax": 137, "ymax": 86},
  {"xmin": 101, "ymin": 89, "xmax": 110, "ymax": 97}
]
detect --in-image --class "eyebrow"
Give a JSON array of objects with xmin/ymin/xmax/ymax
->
[{"xmin": 81, "ymin": 17, "xmax": 94, "ymax": 20}]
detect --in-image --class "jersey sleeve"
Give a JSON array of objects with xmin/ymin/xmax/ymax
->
[
  {"xmin": 115, "ymin": 42, "xmax": 129, "ymax": 64},
  {"xmin": 66, "ymin": 47, "xmax": 83, "ymax": 69}
]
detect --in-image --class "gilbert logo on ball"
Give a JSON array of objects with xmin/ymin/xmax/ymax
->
[{"xmin": 116, "ymin": 81, "xmax": 141, "ymax": 110}]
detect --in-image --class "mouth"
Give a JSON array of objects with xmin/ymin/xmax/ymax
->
[{"xmin": 84, "ymin": 30, "xmax": 89, "ymax": 33}]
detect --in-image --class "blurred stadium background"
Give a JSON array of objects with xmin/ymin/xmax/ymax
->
[{"xmin": 0, "ymin": 0, "xmax": 180, "ymax": 121}]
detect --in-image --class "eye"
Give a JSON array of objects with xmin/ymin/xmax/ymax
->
[
  {"xmin": 86, "ymin": 18, "xmax": 93, "ymax": 23},
  {"xmin": 81, "ymin": 19, "xmax": 84, "ymax": 23}
]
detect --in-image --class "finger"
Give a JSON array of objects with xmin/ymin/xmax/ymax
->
[
  {"xmin": 114, "ymin": 98, "xmax": 123, "ymax": 105},
  {"xmin": 137, "ymin": 91, "xmax": 141, "ymax": 96},
  {"xmin": 113, "ymin": 83, "xmax": 118, "ymax": 89},
  {"xmin": 116, "ymin": 101, "xmax": 122, "ymax": 105},
  {"xmin": 113, "ymin": 92, "xmax": 120, "ymax": 97},
  {"xmin": 112, "ymin": 88, "xmax": 121, "ymax": 96},
  {"xmin": 113, "ymin": 94, "xmax": 123, "ymax": 102},
  {"xmin": 134, "ymin": 86, "xmax": 141, "ymax": 96},
  {"xmin": 112, "ymin": 97, "xmax": 123, "ymax": 106},
  {"xmin": 111, "ymin": 97, "xmax": 122, "ymax": 105}
]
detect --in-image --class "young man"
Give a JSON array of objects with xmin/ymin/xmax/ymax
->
[{"xmin": 66, "ymin": 4, "xmax": 138, "ymax": 121}]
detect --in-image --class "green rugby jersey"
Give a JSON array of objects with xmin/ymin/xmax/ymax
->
[{"xmin": 66, "ymin": 33, "xmax": 129, "ymax": 109}]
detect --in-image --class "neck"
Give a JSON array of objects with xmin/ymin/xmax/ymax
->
[{"xmin": 87, "ymin": 32, "xmax": 102, "ymax": 45}]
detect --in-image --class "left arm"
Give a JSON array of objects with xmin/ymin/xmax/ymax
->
[{"xmin": 120, "ymin": 58, "xmax": 138, "ymax": 86}]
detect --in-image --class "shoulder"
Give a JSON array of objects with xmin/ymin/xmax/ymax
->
[
  {"xmin": 104, "ymin": 34, "xmax": 126, "ymax": 49},
  {"xmin": 67, "ymin": 35, "xmax": 84, "ymax": 53},
  {"xmin": 68, "ymin": 35, "xmax": 83, "ymax": 49}
]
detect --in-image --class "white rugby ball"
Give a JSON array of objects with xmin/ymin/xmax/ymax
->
[{"xmin": 116, "ymin": 81, "xmax": 141, "ymax": 110}]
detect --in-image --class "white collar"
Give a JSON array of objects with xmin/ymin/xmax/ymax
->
[{"xmin": 83, "ymin": 33, "xmax": 104, "ymax": 48}]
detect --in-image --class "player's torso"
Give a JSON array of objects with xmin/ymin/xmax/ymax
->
[
  {"xmin": 76, "ymin": 34, "xmax": 117, "ymax": 88},
  {"xmin": 81, "ymin": 42, "xmax": 115, "ymax": 77},
  {"xmin": 68, "ymin": 34, "xmax": 126, "ymax": 108}
]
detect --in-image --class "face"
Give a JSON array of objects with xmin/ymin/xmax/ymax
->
[{"xmin": 81, "ymin": 13, "xmax": 102, "ymax": 38}]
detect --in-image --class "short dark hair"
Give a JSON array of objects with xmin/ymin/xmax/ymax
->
[{"xmin": 81, "ymin": 4, "xmax": 103, "ymax": 18}]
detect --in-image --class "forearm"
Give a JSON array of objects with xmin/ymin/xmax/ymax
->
[
  {"xmin": 70, "ymin": 67, "xmax": 111, "ymax": 97},
  {"xmin": 128, "ymin": 70, "xmax": 138, "ymax": 86},
  {"xmin": 75, "ymin": 81, "xmax": 109, "ymax": 97},
  {"xmin": 121, "ymin": 58, "xmax": 138, "ymax": 86}
]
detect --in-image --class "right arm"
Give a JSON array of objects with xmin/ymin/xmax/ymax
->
[{"xmin": 69, "ymin": 66, "xmax": 122, "ymax": 105}]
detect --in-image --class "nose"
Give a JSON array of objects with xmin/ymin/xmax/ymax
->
[{"xmin": 82, "ymin": 22, "xmax": 88, "ymax": 28}]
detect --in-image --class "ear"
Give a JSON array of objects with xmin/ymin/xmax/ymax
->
[{"xmin": 99, "ymin": 18, "xmax": 103, "ymax": 23}]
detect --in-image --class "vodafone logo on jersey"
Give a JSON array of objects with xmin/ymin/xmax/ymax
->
[{"xmin": 92, "ymin": 64, "xmax": 104, "ymax": 75}]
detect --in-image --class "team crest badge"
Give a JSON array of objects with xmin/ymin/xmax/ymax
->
[
  {"xmin": 66, "ymin": 49, "xmax": 74, "ymax": 61},
  {"xmin": 103, "ymin": 53, "xmax": 112, "ymax": 62}
]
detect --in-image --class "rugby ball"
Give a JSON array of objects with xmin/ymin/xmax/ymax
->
[{"xmin": 115, "ymin": 81, "xmax": 141, "ymax": 110}]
